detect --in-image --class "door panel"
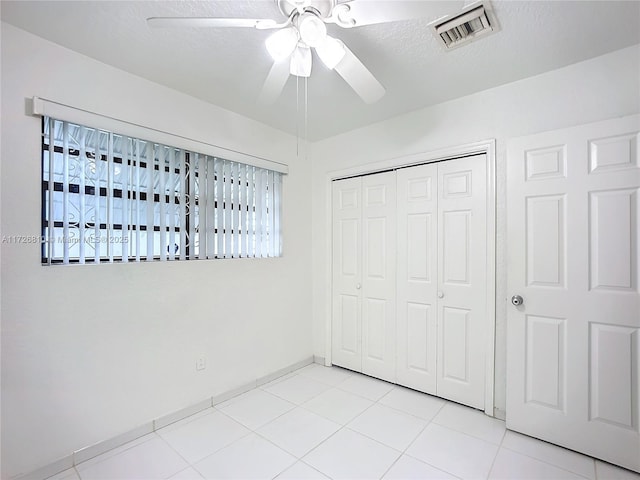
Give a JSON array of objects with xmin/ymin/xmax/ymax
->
[
  {"xmin": 589, "ymin": 323, "xmax": 638, "ymax": 430},
  {"xmin": 441, "ymin": 306, "xmax": 471, "ymax": 383},
  {"xmin": 442, "ymin": 210, "xmax": 471, "ymax": 284},
  {"xmin": 589, "ymin": 189, "xmax": 637, "ymax": 291},
  {"xmin": 525, "ymin": 194, "xmax": 566, "ymax": 287},
  {"xmin": 362, "ymin": 172, "xmax": 396, "ymax": 382},
  {"xmin": 524, "ymin": 314, "xmax": 566, "ymax": 411},
  {"xmin": 506, "ymin": 115, "xmax": 640, "ymax": 472},
  {"xmin": 396, "ymin": 164, "xmax": 438, "ymax": 393},
  {"xmin": 437, "ymin": 155, "xmax": 487, "ymax": 410},
  {"xmin": 331, "ymin": 177, "xmax": 362, "ymax": 371}
]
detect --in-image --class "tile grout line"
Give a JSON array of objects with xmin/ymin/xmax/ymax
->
[
  {"xmin": 497, "ymin": 444, "xmax": 596, "ymax": 480},
  {"xmin": 484, "ymin": 428, "xmax": 507, "ymax": 480},
  {"xmin": 375, "ymin": 394, "xmax": 449, "ymax": 479}
]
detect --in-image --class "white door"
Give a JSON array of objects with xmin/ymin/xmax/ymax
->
[
  {"xmin": 436, "ymin": 155, "xmax": 487, "ymax": 409},
  {"xmin": 396, "ymin": 163, "xmax": 438, "ymax": 393},
  {"xmin": 396, "ymin": 156, "xmax": 488, "ymax": 409},
  {"xmin": 332, "ymin": 172, "xmax": 396, "ymax": 381},
  {"xmin": 361, "ymin": 172, "xmax": 397, "ymax": 382},
  {"xmin": 331, "ymin": 177, "xmax": 362, "ymax": 372},
  {"xmin": 506, "ymin": 115, "xmax": 640, "ymax": 472}
]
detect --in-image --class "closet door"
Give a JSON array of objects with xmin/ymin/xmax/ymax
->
[
  {"xmin": 436, "ymin": 155, "xmax": 487, "ymax": 409},
  {"xmin": 396, "ymin": 164, "xmax": 438, "ymax": 393},
  {"xmin": 361, "ymin": 172, "xmax": 397, "ymax": 382},
  {"xmin": 331, "ymin": 177, "xmax": 362, "ymax": 372}
]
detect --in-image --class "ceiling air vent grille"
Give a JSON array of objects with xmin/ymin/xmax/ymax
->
[{"xmin": 433, "ymin": 4, "xmax": 496, "ymax": 50}]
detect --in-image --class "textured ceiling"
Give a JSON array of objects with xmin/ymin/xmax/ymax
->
[{"xmin": 1, "ymin": 0, "xmax": 639, "ymax": 140}]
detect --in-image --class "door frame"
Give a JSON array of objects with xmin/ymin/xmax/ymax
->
[{"xmin": 324, "ymin": 139, "xmax": 498, "ymax": 416}]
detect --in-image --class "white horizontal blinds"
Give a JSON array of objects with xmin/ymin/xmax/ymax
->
[{"xmin": 42, "ymin": 116, "xmax": 283, "ymax": 264}]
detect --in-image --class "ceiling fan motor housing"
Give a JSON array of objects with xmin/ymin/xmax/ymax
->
[{"xmin": 277, "ymin": 0, "xmax": 336, "ymax": 19}]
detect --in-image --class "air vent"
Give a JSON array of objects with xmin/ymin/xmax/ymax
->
[{"xmin": 432, "ymin": 3, "xmax": 498, "ymax": 50}]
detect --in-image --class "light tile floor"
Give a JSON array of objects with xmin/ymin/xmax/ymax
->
[{"xmin": 48, "ymin": 364, "xmax": 640, "ymax": 480}]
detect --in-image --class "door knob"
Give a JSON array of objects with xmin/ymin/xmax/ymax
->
[
  {"xmin": 511, "ymin": 295, "xmax": 524, "ymax": 306},
  {"xmin": 437, "ymin": 291, "xmax": 444, "ymax": 298},
  {"xmin": 356, "ymin": 283, "xmax": 361, "ymax": 290}
]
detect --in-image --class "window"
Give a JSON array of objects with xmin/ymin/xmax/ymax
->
[{"xmin": 42, "ymin": 116, "xmax": 283, "ymax": 264}]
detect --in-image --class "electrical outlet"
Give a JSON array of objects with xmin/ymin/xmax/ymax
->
[{"xmin": 196, "ymin": 356, "xmax": 206, "ymax": 371}]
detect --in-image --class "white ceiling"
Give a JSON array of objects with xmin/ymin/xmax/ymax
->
[{"xmin": 1, "ymin": 1, "xmax": 639, "ymax": 141}]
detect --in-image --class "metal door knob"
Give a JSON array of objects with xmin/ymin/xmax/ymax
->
[
  {"xmin": 356, "ymin": 283, "xmax": 361, "ymax": 290},
  {"xmin": 437, "ymin": 291, "xmax": 444, "ymax": 298},
  {"xmin": 511, "ymin": 295, "xmax": 524, "ymax": 306}
]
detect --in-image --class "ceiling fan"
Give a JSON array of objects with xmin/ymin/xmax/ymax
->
[{"xmin": 148, "ymin": 0, "xmax": 457, "ymax": 104}]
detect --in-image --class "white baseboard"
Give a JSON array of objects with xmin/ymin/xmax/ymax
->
[
  {"xmin": 15, "ymin": 357, "xmax": 314, "ymax": 480},
  {"xmin": 212, "ymin": 380, "xmax": 258, "ymax": 405},
  {"xmin": 256, "ymin": 357, "xmax": 314, "ymax": 387},
  {"xmin": 153, "ymin": 398, "xmax": 213, "ymax": 431},
  {"xmin": 13, "ymin": 455, "xmax": 74, "ymax": 480},
  {"xmin": 73, "ymin": 422, "xmax": 154, "ymax": 466}
]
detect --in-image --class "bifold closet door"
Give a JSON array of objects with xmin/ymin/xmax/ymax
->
[
  {"xmin": 396, "ymin": 163, "xmax": 438, "ymax": 394},
  {"xmin": 331, "ymin": 172, "xmax": 396, "ymax": 381},
  {"xmin": 436, "ymin": 155, "xmax": 487, "ymax": 409},
  {"xmin": 361, "ymin": 172, "xmax": 397, "ymax": 382},
  {"xmin": 333, "ymin": 157, "xmax": 487, "ymax": 409},
  {"xmin": 331, "ymin": 176, "xmax": 362, "ymax": 372},
  {"xmin": 396, "ymin": 156, "xmax": 487, "ymax": 408}
]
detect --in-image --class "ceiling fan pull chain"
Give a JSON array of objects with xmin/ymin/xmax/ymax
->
[
  {"xmin": 304, "ymin": 76, "xmax": 309, "ymax": 160},
  {"xmin": 296, "ymin": 74, "xmax": 300, "ymax": 157}
]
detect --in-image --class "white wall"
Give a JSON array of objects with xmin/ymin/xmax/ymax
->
[
  {"xmin": 310, "ymin": 44, "xmax": 640, "ymax": 416},
  {"xmin": 0, "ymin": 23, "xmax": 312, "ymax": 478}
]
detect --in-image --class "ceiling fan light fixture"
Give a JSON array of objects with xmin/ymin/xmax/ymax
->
[
  {"xmin": 315, "ymin": 36, "xmax": 345, "ymax": 70},
  {"xmin": 298, "ymin": 12, "xmax": 327, "ymax": 47},
  {"xmin": 265, "ymin": 27, "xmax": 299, "ymax": 61},
  {"xmin": 290, "ymin": 44, "xmax": 312, "ymax": 77}
]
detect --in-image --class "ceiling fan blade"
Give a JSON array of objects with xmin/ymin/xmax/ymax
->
[
  {"xmin": 329, "ymin": 0, "xmax": 463, "ymax": 28},
  {"xmin": 258, "ymin": 61, "xmax": 290, "ymax": 105},
  {"xmin": 334, "ymin": 43, "xmax": 385, "ymax": 104},
  {"xmin": 147, "ymin": 17, "xmax": 278, "ymax": 29}
]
